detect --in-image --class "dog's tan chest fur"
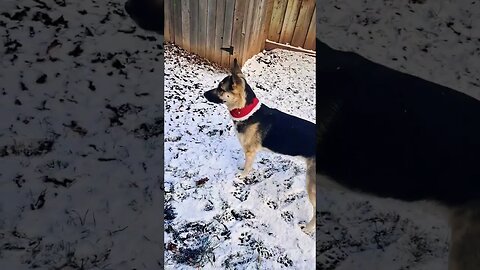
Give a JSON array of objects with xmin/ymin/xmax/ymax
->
[{"xmin": 236, "ymin": 123, "xmax": 261, "ymax": 152}]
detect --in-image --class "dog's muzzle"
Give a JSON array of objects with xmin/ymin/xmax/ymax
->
[{"xmin": 204, "ymin": 89, "xmax": 224, "ymax": 104}]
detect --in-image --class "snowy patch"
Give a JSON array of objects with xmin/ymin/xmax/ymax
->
[{"xmin": 0, "ymin": 0, "xmax": 163, "ymax": 268}]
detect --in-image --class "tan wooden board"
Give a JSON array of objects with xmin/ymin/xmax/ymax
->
[
  {"xmin": 291, "ymin": 0, "xmax": 315, "ymax": 47},
  {"xmin": 260, "ymin": 0, "xmax": 275, "ymax": 51},
  {"xmin": 303, "ymin": 7, "xmax": 316, "ymax": 50},
  {"xmin": 230, "ymin": 0, "xmax": 247, "ymax": 66},
  {"xmin": 279, "ymin": 0, "xmax": 302, "ymax": 45},
  {"xmin": 164, "ymin": 0, "xmax": 172, "ymax": 41},
  {"xmin": 240, "ymin": 0, "xmax": 254, "ymax": 66},
  {"xmin": 181, "ymin": 0, "xmax": 191, "ymax": 51},
  {"xmin": 173, "ymin": 0, "xmax": 183, "ymax": 47},
  {"xmin": 268, "ymin": 0, "xmax": 288, "ymax": 42},
  {"xmin": 221, "ymin": 0, "xmax": 235, "ymax": 67},
  {"xmin": 246, "ymin": 0, "xmax": 262, "ymax": 64},
  {"xmin": 214, "ymin": 0, "xmax": 226, "ymax": 64},
  {"xmin": 265, "ymin": 40, "xmax": 315, "ymax": 56},
  {"xmin": 189, "ymin": 0, "xmax": 199, "ymax": 54},
  {"xmin": 206, "ymin": 0, "xmax": 217, "ymax": 61},
  {"xmin": 253, "ymin": 0, "xmax": 268, "ymax": 57},
  {"xmin": 198, "ymin": 0, "xmax": 208, "ymax": 58}
]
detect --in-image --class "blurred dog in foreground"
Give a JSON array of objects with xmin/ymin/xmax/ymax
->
[{"xmin": 316, "ymin": 38, "xmax": 480, "ymax": 270}]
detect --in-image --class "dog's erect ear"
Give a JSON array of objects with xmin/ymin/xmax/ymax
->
[
  {"xmin": 232, "ymin": 58, "xmax": 241, "ymax": 74},
  {"xmin": 231, "ymin": 58, "xmax": 243, "ymax": 85}
]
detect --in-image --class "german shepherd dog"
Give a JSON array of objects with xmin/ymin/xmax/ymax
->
[
  {"xmin": 204, "ymin": 59, "xmax": 317, "ymax": 234},
  {"xmin": 317, "ymin": 38, "xmax": 480, "ymax": 269}
]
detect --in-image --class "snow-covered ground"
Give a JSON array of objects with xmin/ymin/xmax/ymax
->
[
  {"xmin": 317, "ymin": 0, "xmax": 480, "ymax": 269},
  {"xmin": 164, "ymin": 44, "xmax": 316, "ymax": 269},
  {"xmin": 0, "ymin": 0, "xmax": 163, "ymax": 268}
]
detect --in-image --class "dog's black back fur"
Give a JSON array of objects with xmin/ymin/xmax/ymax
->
[
  {"xmin": 234, "ymin": 81, "xmax": 316, "ymax": 158},
  {"xmin": 236, "ymin": 104, "xmax": 316, "ymax": 158},
  {"xmin": 316, "ymin": 39, "xmax": 480, "ymax": 206}
]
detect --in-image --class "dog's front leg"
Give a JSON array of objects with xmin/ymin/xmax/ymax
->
[{"xmin": 239, "ymin": 150, "xmax": 256, "ymax": 178}]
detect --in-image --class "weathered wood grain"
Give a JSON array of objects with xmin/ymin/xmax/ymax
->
[
  {"xmin": 198, "ymin": 0, "xmax": 208, "ymax": 58},
  {"xmin": 291, "ymin": 0, "xmax": 315, "ymax": 47},
  {"xmin": 181, "ymin": 0, "xmax": 191, "ymax": 51},
  {"xmin": 221, "ymin": 0, "xmax": 235, "ymax": 67},
  {"xmin": 279, "ymin": 0, "xmax": 302, "ymax": 44},
  {"xmin": 268, "ymin": 0, "xmax": 288, "ymax": 42},
  {"xmin": 214, "ymin": 0, "xmax": 226, "ymax": 64},
  {"xmin": 303, "ymin": 7, "xmax": 316, "ymax": 51},
  {"xmin": 190, "ymin": 0, "xmax": 199, "ymax": 54}
]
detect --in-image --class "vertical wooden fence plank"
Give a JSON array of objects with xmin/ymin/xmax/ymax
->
[
  {"xmin": 230, "ymin": 0, "xmax": 247, "ymax": 66},
  {"xmin": 291, "ymin": 0, "xmax": 315, "ymax": 47},
  {"xmin": 249, "ymin": 0, "xmax": 262, "ymax": 62},
  {"xmin": 164, "ymin": 0, "xmax": 172, "ymax": 42},
  {"xmin": 303, "ymin": 7, "xmax": 316, "ymax": 50},
  {"xmin": 253, "ymin": 0, "xmax": 268, "ymax": 57},
  {"xmin": 206, "ymin": 0, "xmax": 217, "ymax": 62},
  {"xmin": 169, "ymin": 0, "xmax": 176, "ymax": 43},
  {"xmin": 181, "ymin": 0, "xmax": 191, "ymax": 51},
  {"xmin": 243, "ymin": 0, "xmax": 254, "ymax": 63},
  {"xmin": 190, "ymin": 0, "xmax": 199, "ymax": 54},
  {"xmin": 267, "ymin": 0, "xmax": 288, "ymax": 42},
  {"xmin": 214, "ymin": 0, "xmax": 226, "ymax": 64},
  {"xmin": 221, "ymin": 0, "xmax": 235, "ymax": 67},
  {"xmin": 240, "ymin": 0, "xmax": 255, "ymax": 65},
  {"xmin": 247, "ymin": 0, "xmax": 263, "ymax": 62},
  {"xmin": 198, "ymin": 0, "xmax": 208, "ymax": 58},
  {"xmin": 260, "ymin": 0, "xmax": 275, "ymax": 51},
  {"xmin": 173, "ymin": 0, "xmax": 183, "ymax": 47},
  {"xmin": 279, "ymin": 0, "xmax": 301, "ymax": 44}
]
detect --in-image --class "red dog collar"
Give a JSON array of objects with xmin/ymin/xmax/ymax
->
[{"xmin": 229, "ymin": 97, "xmax": 261, "ymax": 121}]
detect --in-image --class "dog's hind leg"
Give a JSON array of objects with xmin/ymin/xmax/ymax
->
[
  {"xmin": 302, "ymin": 158, "xmax": 316, "ymax": 234},
  {"xmin": 449, "ymin": 204, "xmax": 480, "ymax": 270}
]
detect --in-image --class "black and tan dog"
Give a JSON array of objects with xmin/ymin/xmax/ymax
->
[
  {"xmin": 316, "ymin": 38, "xmax": 480, "ymax": 269},
  {"xmin": 204, "ymin": 59, "xmax": 317, "ymax": 233}
]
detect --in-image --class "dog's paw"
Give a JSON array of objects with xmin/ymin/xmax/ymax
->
[
  {"xmin": 299, "ymin": 222, "xmax": 316, "ymax": 235},
  {"xmin": 235, "ymin": 172, "xmax": 245, "ymax": 179},
  {"xmin": 237, "ymin": 170, "xmax": 250, "ymax": 179}
]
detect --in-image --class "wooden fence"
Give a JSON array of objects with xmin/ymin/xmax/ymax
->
[
  {"xmin": 165, "ymin": 0, "xmax": 316, "ymax": 68},
  {"xmin": 267, "ymin": 0, "xmax": 316, "ymax": 51}
]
